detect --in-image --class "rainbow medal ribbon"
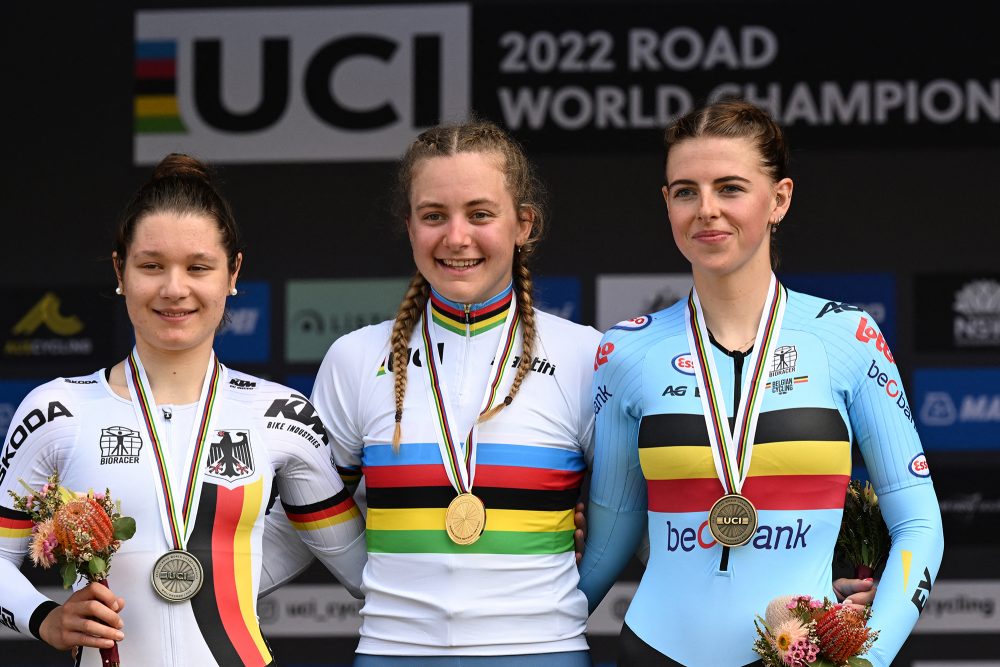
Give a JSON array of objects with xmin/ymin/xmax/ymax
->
[
  {"xmin": 124, "ymin": 348, "xmax": 224, "ymax": 601},
  {"xmin": 419, "ymin": 295, "xmax": 520, "ymax": 545},
  {"xmin": 684, "ymin": 274, "xmax": 786, "ymax": 547}
]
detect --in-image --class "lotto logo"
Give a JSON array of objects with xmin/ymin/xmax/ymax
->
[
  {"xmin": 594, "ymin": 342, "xmax": 615, "ymax": 371},
  {"xmin": 856, "ymin": 317, "xmax": 894, "ymax": 364}
]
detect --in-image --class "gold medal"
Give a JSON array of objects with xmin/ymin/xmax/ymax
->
[
  {"xmin": 708, "ymin": 494, "xmax": 758, "ymax": 547},
  {"xmin": 445, "ymin": 493, "xmax": 486, "ymax": 545},
  {"xmin": 151, "ymin": 550, "xmax": 204, "ymax": 602}
]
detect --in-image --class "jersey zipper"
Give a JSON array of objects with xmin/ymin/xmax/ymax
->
[{"xmin": 718, "ymin": 348, "xmax": 747, "ymax": 573}]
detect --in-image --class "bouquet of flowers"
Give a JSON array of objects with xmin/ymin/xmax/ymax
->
[
  {"xmin": 9, "ymin": 472, "xmax": 136, "ymax": 666},
  {"xmin": 835, "ymin": 480, "xmax": 891, "ymax": 579},
  {"xmin": 753, "ymin": 595, "xmax": 879, "ymax": 667}
]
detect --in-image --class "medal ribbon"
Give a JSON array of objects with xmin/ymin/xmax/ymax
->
[
  {"xmin": 420, "ymin": 296, "xmax": 520, "ymax": 495},
  {"xmin": 125, "ymin": 349, "xmax": 223, "ymax": 550},
  {"xmin": 685, "ymin": 274, "xmax": 786, "ymax": 496}
]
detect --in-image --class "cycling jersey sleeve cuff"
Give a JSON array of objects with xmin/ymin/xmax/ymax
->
[{"xmin": 29, "ymin": 600, "xmax": 59, "ymax": 641}]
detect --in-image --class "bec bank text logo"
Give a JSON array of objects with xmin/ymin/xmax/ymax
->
[{"xmin": 134, "ymin": 5, "xmax": 470, "ymax": 163}]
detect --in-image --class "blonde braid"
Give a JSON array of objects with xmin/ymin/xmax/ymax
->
[
  {"xmin": 390, "ymin": 272, "xmax": 429, "ymax": 451},
  {"xmin": 480, "ymin": 250, "xmax": 536, "ymax": 423}
]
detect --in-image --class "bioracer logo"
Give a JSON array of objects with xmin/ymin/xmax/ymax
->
[{"xmin": 134, "ymin": 6, "xmax": 469, "ymax": 164}]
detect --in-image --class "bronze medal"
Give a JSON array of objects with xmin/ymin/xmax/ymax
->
[
  {"xmin": 151, "ymin": 550, "xmax": 204, "ymax": 602},
  {"xmin": 708, "ymin": 494, "xmax": 758, "ymax": 547},
  {"xmin": 445, "ymin": 493, "xmax": 486, "ymax": 545}
]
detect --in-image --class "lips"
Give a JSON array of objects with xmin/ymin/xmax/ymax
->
[
  {"xmin": 438, "ymin": 258, "xmax": 483, "ymax": 269},
  {"xmin": 155, "ymin": 309, "xmax": 196, "ymax": 318}
]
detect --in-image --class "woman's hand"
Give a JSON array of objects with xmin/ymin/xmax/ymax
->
[
  {"xmin": 833, "ymin": 577, "xmax": 876, "ymax": 605},
  {"xmin": 39, "ymin": 582, "xmax": 125, "ymax": 651}
]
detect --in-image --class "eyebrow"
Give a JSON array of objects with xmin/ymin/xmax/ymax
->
[
  {"xmin": 414, "ymin": 198, "xmax": 501, "ymax": 210},
  {"xmin": 666, "ymin": 175, "xmax": 752, "ymax": 189},
  {"xmin": 131, "ymin": 250, "xmax": 219, "ymax": 261}
]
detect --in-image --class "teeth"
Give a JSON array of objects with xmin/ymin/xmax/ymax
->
[{"xmin": 441, "ymin": 259, "xmax": 481, "ymax": 268}]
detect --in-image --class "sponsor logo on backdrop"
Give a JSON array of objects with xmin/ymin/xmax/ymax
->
[
  {"xmin": 914, "ymin": 368, "xmax": 1000, "ymax": 450},
  {"xmin": 205, "ymin": 429, "xmax": 254, "ymax": 482},
  {"xmin": 216, "ymin": 281, "xmax": 270, "ymax": 363},
  {"xmin": 134, "ymin": 6, "xmax": 469, "ymax": 164},
  {"xmin": 1, "ymin": 290, "xmax": 111, "ymax": 361},
  {"xmin": 953, "ymin": 279, "xmax": 1000, "ymax": 347},
  {"xmin": 286, "ymin": 278, "xmax": 410, "ymax": 363},
  {"xmin": 99, "ymin": 426, "xmax": 143, "ymax": 465},
  {"xmin": 596, "ymin": 274, "xmax": 691, "ymax": 331}
]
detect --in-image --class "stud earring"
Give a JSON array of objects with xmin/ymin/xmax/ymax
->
[
  {"xmin": 230, "ymin": 287, "xmax": 238, "ymax": 296},
  {"xmin": 115, "ymin": 286, "xmax": 123, "ymax": 295}
]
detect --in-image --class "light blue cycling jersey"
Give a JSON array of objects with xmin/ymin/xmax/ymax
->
[{"xmin": 578, "ymin": 288, "xmax": 943, "ymax": 667}]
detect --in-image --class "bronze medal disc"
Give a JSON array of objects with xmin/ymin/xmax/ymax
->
[
  {"xmin": 708, "ymin": 494, "xmax": 758, "ymax": 547},
  {"xmin": 151, "ymin": 550, "xmax": 204, "ymax": 602},
  {"xmin": 445, "ymin": 493, "xmax": 486, "ymax": 545}
]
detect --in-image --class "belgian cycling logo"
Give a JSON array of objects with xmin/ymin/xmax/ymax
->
[
  {"xmin": 100, "ymin": 426, "xmax": 143, "ymax": 465},
  {"xmin": 205, "ymin": 429, "xmax": 255, "ymax": 482},
  {"xmin": 0, "ymin": 606, "xmax": 16, "ymax": 632},
  {"xmin": 769, "ymin": 345, "xmax": 797, "ymax": 377}
]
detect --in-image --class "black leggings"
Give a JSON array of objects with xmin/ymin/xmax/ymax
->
[{"xmin": 618, "ymin": 623, "xmax": 764, "ymax": 667}]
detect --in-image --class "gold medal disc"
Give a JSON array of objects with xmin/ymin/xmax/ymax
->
[
  {"xmin": 445, "ymin": 493, "xmax": 486, "ymax": 545},
  {"xmin": 708, "ymin": 494, "xmax": 758, "ymax": 547},
  {"xmin": 151, "ymin": 550, "xmax": 204, "ymax": 602}
]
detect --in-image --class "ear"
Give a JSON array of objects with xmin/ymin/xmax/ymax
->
[
  {"xmin": 773, "ymin": 178, "xmax": 794, "ymax": 221},
  {"xmin": 515, "ymin": 206, "xmax": 535, "ymax": 247},
  {"xmin": 229, "ymin": 252, "xmax": 243, "ymax": 291},
  {"xmin": 112, "ymin": 251, "xmax": 124, "ymax": 287}
]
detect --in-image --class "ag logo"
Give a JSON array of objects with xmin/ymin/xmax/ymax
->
[
  {"xmin": 205, "ymin": 429, "xmax": 254, "ymax": 482},
  {"xmin": 671, "ymin": 353, "xmax": 695, "ymax": 376},
  {"xmin": 134, "ymin": 6, "xmax": 470, "ymax": 164}
]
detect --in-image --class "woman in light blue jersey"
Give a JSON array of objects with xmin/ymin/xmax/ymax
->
[{"xmin": 578, "ymin": 99, "xmax": 944, "ymax": 667}]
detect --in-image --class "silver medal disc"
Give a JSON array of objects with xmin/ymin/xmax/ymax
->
[{"xmin": 151, "ymin": 550, "xmax": 204, "ymax": 602}]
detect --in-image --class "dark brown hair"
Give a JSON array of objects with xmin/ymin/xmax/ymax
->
[
  {"xmin": 113, "ymin": 153, "xmax": 242, "ymax": 274},
  {"xmin": 389, "ymin": 120, "xmax": 546, "ymax": 449}
]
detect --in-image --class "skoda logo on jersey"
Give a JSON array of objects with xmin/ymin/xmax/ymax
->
[
  {"xmin": 610, "ymin": 315, "xmax": 652, "ymax": 332},
  {"xmin": 205, "ymin": 429, "xmax": 255, "ymax": 482},
  {"xmin": 100, "ymin": 426, "xmax": 143, "ymax": 465},
  {"xmin": 909, "ymin": 452, "xmax": 931, "ymax": 478},
  {"xmin": 671, "ymin": 353, "xmax": 695, "ymax": 376}
]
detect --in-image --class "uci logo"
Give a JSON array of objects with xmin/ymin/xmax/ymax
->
[{"xmin": 134, "ymin": 5, "xmax": 470, "ymax": 164}]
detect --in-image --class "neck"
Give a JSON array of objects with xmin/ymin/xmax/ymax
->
[
  {"xmin": 693, "ymin": 265, "xmax": 773, "ymax": 352},
  {"xmin": 129, "ymin": 341, "xmax": 214, "ymax": 404}
]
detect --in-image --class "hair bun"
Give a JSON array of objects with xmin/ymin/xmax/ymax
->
[{"xmin": 150, "ymin": 153, "xmax": 211, "ymax": 182}]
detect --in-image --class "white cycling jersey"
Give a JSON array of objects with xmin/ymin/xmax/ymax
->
[
  {"xmin": 0, "ymin": 358, "xmax": 365, "ymax": 667},
  {"xmin": 305, "ymin": 286, "xmax": 601, "ymax": 656}
]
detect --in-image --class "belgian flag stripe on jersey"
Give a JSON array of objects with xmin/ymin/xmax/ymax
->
[
  {"xmin": 638, "ymin": 407, "xmax": 848, "ymax": 448},
  {"xmin": 646, "ymin": 474, "xmax": 850, "ymax": 512},
  {"xmin": 283, "ymin": 489, "xmax": 360, "ymax": 531},
  {"xmin": 0, "ymin": 505, "xmax": 32, "ymax": 539},
  {"xmin": 190, "ymin": 481, "xmax": 272, "ymax": 667}
]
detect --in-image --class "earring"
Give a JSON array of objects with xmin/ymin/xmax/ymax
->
[
  {"xmin": 230, "ymin": 287, "xmax": 238, "ymax": 296},
  {"xmin": 115, "ymin": 286, "xmax": 123, "ymax": 295}
]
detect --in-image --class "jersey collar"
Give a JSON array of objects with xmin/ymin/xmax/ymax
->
[{"xmin": 429, "ymin": 283, "xmax": 514, "ymax": 336}]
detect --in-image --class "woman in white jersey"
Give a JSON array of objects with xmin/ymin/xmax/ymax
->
[
  {"xmin": 0, "ymin": 154, "xmax": 366, "ymax": 666},
  {"xmin": 308, "ymin": 120, "xmax": 601, "ymax": 665}
]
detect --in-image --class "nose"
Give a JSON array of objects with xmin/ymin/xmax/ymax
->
[
  {"xmin": 441, "ymin": 216, "xmax": 471, "ymax": 249},
  {"xmin": 697, "ymin": 193, "xmax": 720, "ymax": 221},
  {"xmin": 160, "ymin": 267, "xmax": 190, "ymax": 299}
]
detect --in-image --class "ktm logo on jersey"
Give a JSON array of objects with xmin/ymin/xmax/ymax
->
[{"xmin": 205, "ymin": 429, "xmax": 254, "ymax": 482}]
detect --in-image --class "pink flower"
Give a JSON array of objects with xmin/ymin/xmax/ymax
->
[
  {"xmin": 94, "ymin": 492, "xmax": 106, "ymax": 502},
  {"xmin": 772, "ymin": 619, "xmax": 810, "ymax": 665},
  {"xmin": 28, "ymin": 520, "xmax": 59, "ymax": 568}
]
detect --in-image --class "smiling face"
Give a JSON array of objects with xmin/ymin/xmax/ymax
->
[
  {"xmin": 115, "ymin": 211, "xmax": 240, "ymax": 356},
  {"xmin": 405, "ymin": 152, "xmax": 532, "ymax": 304},
  {"xmin": 663, "ymin": 136, "xmax": 792, "ymax": 281}
]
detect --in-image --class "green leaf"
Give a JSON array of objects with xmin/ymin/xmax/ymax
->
[
  {"xmin": 809, "ymin": 659, "xmax": 838, "ymax": 667},
  {"xmin": 88, "ymin": 557, "xmax": 107, "ymax": 576},
  {"xmin": 113, "ymin": 516, "xmax": 136, "ymax": 540},
  {"xmin": 60, "ymin": 562, "xmax": 77, "ymax": 589},
  {"xmin": 847, "ymin": 658, "xmax": 874, "ymax": 667}
]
